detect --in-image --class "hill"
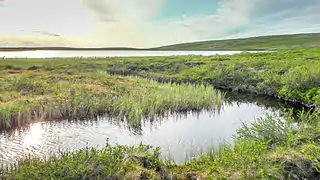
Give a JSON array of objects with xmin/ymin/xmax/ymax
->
[
  {"xmin": 1, "ymin": 33, "xmax": 319, "ymax": 51},
  {"xmin": 153, "ymin": 33, "xmax": 320, "ymax": 51}
]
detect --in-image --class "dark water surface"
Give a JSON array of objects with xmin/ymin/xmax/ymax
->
[{"xmin": 0, "ymin": 93, "xmax": 303, "ymax": 165}]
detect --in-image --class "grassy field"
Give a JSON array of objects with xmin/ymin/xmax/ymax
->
[
  {"xmin": 155, "ymin": 33, "xmax": 320, "ymax": 51},
  {"xmin": 1, "ymin": 49, "xmax": 320, "ymax": 179}
]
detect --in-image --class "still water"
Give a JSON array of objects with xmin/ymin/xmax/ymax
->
[
  {"xmin": 0, "ymin": 93, "xmax": 300, "ymax": 165},
  {"xmin": 0, "ymin": 50, "xmax": 262, "ymax": 58}
]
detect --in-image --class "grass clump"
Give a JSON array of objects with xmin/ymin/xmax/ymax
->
[
  {"xmin": 0, "ymin": 69, "xmax": 224, "ymax": 130},
  {"xmin": 111, "ymin": 82, "xmax": 223, "ymax": 125},
  {"xmin": 0, "ymin": 142, "xmax": 169, "ymax": 180}
]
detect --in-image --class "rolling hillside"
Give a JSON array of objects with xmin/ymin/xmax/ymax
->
[
  {"xmin": 1, "ymin": 33, "xmax": 319, "ymax": 51},
  {"xmin": 153, "ymin": 33, "xmax": 320, "ymax": 51}
]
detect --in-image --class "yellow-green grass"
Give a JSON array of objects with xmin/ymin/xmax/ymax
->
[
  {"xmin": 102, "ymin": 49, "xmax": 320, "ymax": 107},
  {"xmin": 0, "ymin": 70, "xmax": 224, "ymax": 129}
]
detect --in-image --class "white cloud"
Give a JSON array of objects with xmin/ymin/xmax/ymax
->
[
  {"xmin": 0, "ymin": 0, "xmax": 95, "ymax": 37},
  {"xmin": 83, "ymin": 0, "xmax": 165, "ymax": 22},
  {"xmin": 80, "ymin": 0, "xmax": 258, "ymax": 47},
  {"xmin": 163, "ymin": 0, "xmax": 320, "ymax": 43},
  {"xmin": 0, "ymin": 0, "xmax": 319, "ymax": 47}
]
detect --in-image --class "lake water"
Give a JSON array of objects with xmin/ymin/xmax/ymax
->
[
  {"xmin": 0, "ymin": 50, "xmax": 263, "ymax": 58},
  {"xmin": 0, "ymin": 93, "xmax": 301, "ymax": 165}
]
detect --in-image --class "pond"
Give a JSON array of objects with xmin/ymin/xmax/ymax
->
[
  {"xmin": 0, "ymin": 92, "xmax": 304, "ymax": 165},
  {"xmin": 0, "ymin": 50, "xmax": 266, "ymax": 58}
]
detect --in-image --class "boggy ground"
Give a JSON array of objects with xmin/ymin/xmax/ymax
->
[
  {"xmin": 105, "ymin": 49, "xmax": 320, "ymax": 107},
  {"xmin": 0, "ymin": 67, "xmax": 223, "ymax": 130},
  {"xmin": 1, "ymin": 111, "xmax": 320, "ymax": 179},
  {"xmin": 1, "ymin": 49, "xmax": 320, "ymax": 179}
]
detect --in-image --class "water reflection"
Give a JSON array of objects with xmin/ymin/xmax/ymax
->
[
  {"xmin": 0, "ymin": 93, "xmax": 304, "ymax": 165},
  {"xmin": 225, "ymin": 92, "xmax": 311, "ymax": 119}
]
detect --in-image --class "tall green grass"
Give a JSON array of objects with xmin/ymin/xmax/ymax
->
[
  {"xmin": 167, "ymin": 109, "xmax": 320, "ymax": 179},
  {"xmin": 110, "ymin": 81, "xmax": 224, "ymax": 125},
  {"xmin": 0, "ymin": 72, "xmax": 224, "ymax": 129},
  {"xmin": 103, "ymin": 49, "xmax": 320, "ymax": 107},
  {"xmin": 0, "ymin": 142, "xmax": 167, "ymax": 179}
]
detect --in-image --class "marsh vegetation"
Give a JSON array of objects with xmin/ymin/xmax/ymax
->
[
  {"xmin": 1, "ymin": 49, "xmax": 320, "ymax": 179},
  {"xmin": 0, "ymin": 70, "xmax": 223, "ymax": 129}
]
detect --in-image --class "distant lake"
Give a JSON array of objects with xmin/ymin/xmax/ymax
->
[{"xmin": 0, "ymin": 50, "xmax": 265, "ymax": 58}]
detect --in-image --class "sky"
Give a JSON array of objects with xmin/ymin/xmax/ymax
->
[{"xmin": 0, "ymin": 0, "xmax": 320, "ymax": 48}]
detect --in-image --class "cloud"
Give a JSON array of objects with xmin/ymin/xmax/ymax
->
[
  {"xmin": 166, "ymin": 0, "xmax": 320, "ymax": 42},
  {"xmin": 222, "ymin": 0, "xmax": 320, "ymax": 39},
  {"xmin": 164, "ymin": 0, "xmax": 260, "ymax": 41},
  {"xmin": 80, "ymin": 0, "xmax": 259, "ymax": 47},
  {"xmin": 82, "ymin": 0, "xmax": 165, "ymax": 23},
  {"xmin": 0, "ymin": 0, "xmax": 319, "ymax": 47},
  {"xmin": 20, "ymin": 30, "xmax": 61, "ymax": 37},
  {"xmin": 254, "ymin": 0, "xmax": 320, "ymax": 18},
  {"xmin": 33, "ymin": 31, "xmax": 61, "ymax": 37}
]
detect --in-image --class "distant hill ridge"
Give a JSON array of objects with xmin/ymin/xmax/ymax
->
[
  {"xmin": 1, "ymin": 33, "xmax": 319, "ymax": 51},
  {"xmin": 154, "ymin": 33, "xmax": 320, "ymax": 51}
]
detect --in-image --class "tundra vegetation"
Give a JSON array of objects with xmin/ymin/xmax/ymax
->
[{"xmin": 1, "ymin": 49, "xmax": 320, "ymax": 179}]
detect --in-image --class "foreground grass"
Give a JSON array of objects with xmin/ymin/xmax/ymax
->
[
  {"xmin": 0, "ymin": 143, "xmax": 168, "ymax": 179},
  {"xmin": 1, "ymin": 110, "xmax": 320, "ymax": 179}
]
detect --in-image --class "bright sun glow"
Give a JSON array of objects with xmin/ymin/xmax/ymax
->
[{"xmin": 22, "ymin": 123, "xmax": 44, "ymax": 147}]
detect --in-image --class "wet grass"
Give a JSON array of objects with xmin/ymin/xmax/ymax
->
[
  {"xmin": 4, "ymin": 49, "xmax": 320, "ymax": 109},
  {"xmin": 103, "ymin": 49, "xmax": 320, "ymax": 107},
  {"xmin": 1, "ymin": 110, "xmax": 320, "ymax": 179},
  {"xmin": 0, "ymin": 70, "xmax": 223, "ymax": 129},
  {"xmin": 0, "ymin": 142, "xmax": 168, "ymax": 179},
  {"xmin": 167, "ymin": 110, "xmax": 320, "ymax": 179}
]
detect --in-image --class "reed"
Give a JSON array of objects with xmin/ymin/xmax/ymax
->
[
  {"xmin": 110, "ymin": 81, "xmax": 224, "ymax": 125},
  {"xmin": 0, "ymin": 72, "xmax": 224, "ymax": 129},
  {"xmin": 0, "ymin": 142, "xmax": 167, "ymax": 179}
]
